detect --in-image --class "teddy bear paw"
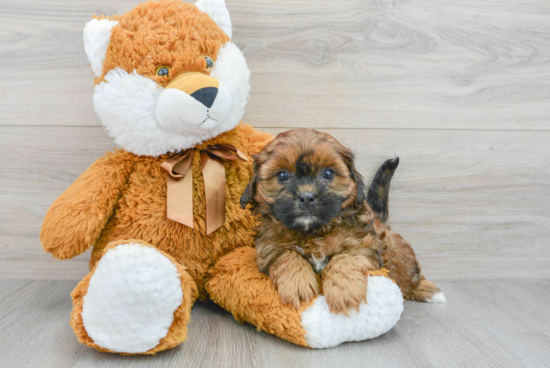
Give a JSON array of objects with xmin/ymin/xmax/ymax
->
[
  {"xmin": 300, "ymin": 275, "xmax": 404, "ymax": 348},
  {"xmin": 79, "ymin": 243, "xmax": 184, "ymax": 353}
]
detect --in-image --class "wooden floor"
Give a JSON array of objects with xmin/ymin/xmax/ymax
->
[{"xmin": 0, "ymin": 280, "xmax": 548, "ymax": 368}]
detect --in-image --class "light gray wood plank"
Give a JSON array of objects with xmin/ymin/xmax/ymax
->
[
  {"xmin": 1, "ymin": 126, "xmax": 549, "ymax": 281},
  {"xmin": 1, "ymin": 0, "xmax": 550, "ymax": 130},
  {"xmin": 0, "ymin": 280, "xmax": 548, "ymax": 368}
]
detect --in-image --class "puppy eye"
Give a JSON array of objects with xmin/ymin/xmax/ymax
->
[
  {"xmin": 321, "ymin": 169, "xmax": 335, "ymax": 181},
  {"xmin": 156, "ymin": 66, "xmax": 170, "ymax": 77},
  {"xmin": 203, "ymin": 56, "xmax": 215, "ymax": 71},
  {"xmin": 276, "ymin": 171, "xmax": 289, "ymax": 183}
]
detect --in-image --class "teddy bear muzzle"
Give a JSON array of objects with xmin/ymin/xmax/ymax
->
[{"xmin": 155, "ymin": 72, "xmax": 233, "ymax": 135}]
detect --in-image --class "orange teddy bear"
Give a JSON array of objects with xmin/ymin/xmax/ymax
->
[{"xmin": 41, "ymin": 0, "xmax": 403, "ymax": 354}]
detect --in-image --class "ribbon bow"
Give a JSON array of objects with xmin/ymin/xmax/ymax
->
[{"xmin": 161, "ymin": 144, "xmax": 248, "ymax": 235}]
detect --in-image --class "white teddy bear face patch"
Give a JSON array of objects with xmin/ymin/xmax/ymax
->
[{"xmin": 83, "ymin": 0, "xmax": 250, "ymax": 157}]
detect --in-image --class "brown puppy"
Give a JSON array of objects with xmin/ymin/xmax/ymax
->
[{"xmin": 240, "ymin": 129, "xmax": 445, "ymax": 315}]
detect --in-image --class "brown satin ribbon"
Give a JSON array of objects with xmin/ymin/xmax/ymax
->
[{"xmin": 161, "ymin": 144, "xmax": 248, "ymax": 235}]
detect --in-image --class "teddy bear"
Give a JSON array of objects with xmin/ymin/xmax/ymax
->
[{"xmin": 40, "ymin": 0, "xmax": 404, "ymax": 354}]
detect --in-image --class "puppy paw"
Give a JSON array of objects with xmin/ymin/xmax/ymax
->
[
  {"xmin": 275, "ymin": 271, "xmax": 319, "ymax": 309},
  {"xmin": 322, "ymin": 264, "xmax": 368, "ymax": 316},
  {"xmin": 269, "ymin": 250, "xmax": 320, "ymax": 309}
]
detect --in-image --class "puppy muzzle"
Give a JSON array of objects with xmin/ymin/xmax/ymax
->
[{"xmin": 155, "ymin": 72, "xmax": 232, "ymax": 135}]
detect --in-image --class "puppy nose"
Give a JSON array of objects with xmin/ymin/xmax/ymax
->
[
  {"xmin": 298, "ymin": 192, "xmax": 316, "ymax": 207},
  {"xmin": 190, "ymin": 87, "xmax": 218, "ymax": 108}
]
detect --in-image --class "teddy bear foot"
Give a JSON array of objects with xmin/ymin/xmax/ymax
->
[
  {"xmin": 70, "ymin": 241, "xmax": 198, "ymax": 354},
  {"xmin": 300, "ymin": 275, "xmax": 403, "ymax": 348},
  {"xmin": 207, "ymin": 247, "xmax": 404, "ymax": 349}
]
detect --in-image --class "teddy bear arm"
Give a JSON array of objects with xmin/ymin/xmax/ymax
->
[
  {"xmin": 207, "ymin": 247, "xmax": 404, "ymax": 348},
  {"xmin": 206, "ymin": 247, "xmax": 310, "ymax": 347},
  {"xmin": 40, "ymin": 152, "xmax": 135, "ymax": 260}
]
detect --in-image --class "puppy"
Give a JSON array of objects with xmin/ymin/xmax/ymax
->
[{"xmin": 240, "ymin": 129, "xmax": 445, "ymax": 314}]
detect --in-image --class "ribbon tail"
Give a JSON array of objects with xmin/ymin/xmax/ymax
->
[
  {"xmin": 163, "ymin": 151, "xmax": 194, "ymax": 228},
  {"xmin": 201, "ymin": 151, "xmax": 226, "ymax": 235}
]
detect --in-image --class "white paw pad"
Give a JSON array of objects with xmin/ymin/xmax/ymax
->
[
  {"xmin": 81, "ymin": 243, "xmax": 183, "ymax": 353},
  {"xmin": 300, "ymin": 276, "xmax": 404, "ymax": 349}
]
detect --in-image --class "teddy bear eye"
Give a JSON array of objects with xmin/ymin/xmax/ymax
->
[
  {"xmin": 276, "ymin": 171, "xmax": 289, "ymax": 183},
  {"xmin": 321, "ymin": 169, "xmax": 335, "ymax": 181},
  {"xmin": 156, "ymin": 66, "xmax": 170, "ymax": 77},
  {"xmin": 203, "ymin": 56, "xmax": 215, "ymax": 71}
]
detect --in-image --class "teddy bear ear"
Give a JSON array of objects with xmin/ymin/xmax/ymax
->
[
  {"xmin": 195, "ymin": 0, "xmax": 232, "ymax": 38},
  {"xmin": 83, "ymin": 18, "xmax": 119, "ymax": 77}
]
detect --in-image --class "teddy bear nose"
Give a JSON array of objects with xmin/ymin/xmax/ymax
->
[
  {"xmin": 190, "ymin": 87, "xmax": 218, "ymax": 108},
  {"xmin": 162, "ymin": 72, "xmax": 220, "ymax": 108}
]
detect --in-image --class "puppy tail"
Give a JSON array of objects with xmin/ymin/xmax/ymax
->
[
  {"xmin": 407, "ymin": 276, "xmax": 447, "ymax": 303},
  {"xmin": 367, "ymin": 155, "xmax": 399, "ymax": 223}
]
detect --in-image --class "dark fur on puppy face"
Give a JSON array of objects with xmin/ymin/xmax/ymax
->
[
  {"xmin": 240, "ymin": 129, "xmax": 366, "ymax": 232},
  {"xmin": 241, "ymin": 129, "xmax": 444, "ymax": 314}
]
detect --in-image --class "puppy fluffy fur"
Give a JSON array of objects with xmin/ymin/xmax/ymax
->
[{"xmin": 240, "ymin": 129, "xmax": 444, "ymax": 315}]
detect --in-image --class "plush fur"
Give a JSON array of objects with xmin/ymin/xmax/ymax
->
[
  {"xmin": 300, "ymin": 273, "xmax": 404, "ymax": 348},
  {"xmin": 41, "ymin": 0, "xmax": 271, "ymax": 354},
  {"xmin": 83, "ymin": 19, "xmax": 119, "ymax": 77},
  {"xmin": 76, "ymin": 241, "xmax": 191, "ymax": 354},
  {"xmin": 240, "ymin": 129, "xmax": 444, "ymax": 315},
  {"xmin": 207, "ymin": 247, "xmax": 404, "ymax": 349},
  {"xmin": 42, "ymin": 124, "xmax": 271, "ymax": 297},
  {"xmin": 41, "ymin": 0, "xmax": 404, "ymax": 353},
  {"xmin": 80, "ymin": 243, "xmax": 184, "ymax": 353},
  {"xmin": 70, "ymin": 239, "xmax": 198, "ymax": 355},
  {"xmin": 91, "ymin": 1, "xmax": 250, "ymax": 156}
]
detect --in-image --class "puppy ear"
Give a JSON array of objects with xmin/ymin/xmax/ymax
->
[
  {"xmin": 351, "ymin": 167, "xmax": 366, "ymax": 205},
  {"xmin": 240, "ymin": 174, "xmax": 258, "ymax": 209},
  {"xmin": 339, "ymin": 146, "xmax": 366, "ymax": 206}
]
